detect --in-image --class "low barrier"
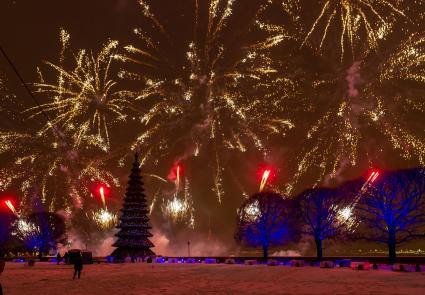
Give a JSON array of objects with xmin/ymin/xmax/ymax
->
[{"xmin": 6, "ymin": 256, "xmax": 425, "ymax": 266}]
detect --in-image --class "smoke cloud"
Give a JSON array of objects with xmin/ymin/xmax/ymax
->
[
  {"xmin": 346, "ymin": 61, "xmax": 362, "ymax": 97},
  {"xmin": 151, "ymin": 230, "xmax": 229, "ymax": 257},
  {"xmin": 271, "ymin": 250, "xmax": 301, "ymax": 257}
]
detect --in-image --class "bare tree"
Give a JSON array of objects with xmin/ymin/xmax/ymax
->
[
  {"xmin": 355, "ymin": 168, "xmax": 425, "ymax": 263},
  {"xmin": 235, "ymin": 191, "xmax": 298, "ymax": 259},
  {"xmin": 296, "ymin": 187, "xmax": 352, "ymax": 260},
  {"xmin": 0, "ymin": 212, "xmax": 17, "ymax": 252},
  {"xmin": 16, "ymin": 212, "xmax": 67, "ymax": 256}
]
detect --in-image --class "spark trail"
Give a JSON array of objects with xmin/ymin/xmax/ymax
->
[
  {"xmin": 4, "ymin": 200, "xmax": 18, "ymax": 217},
  {"xmin": 259, "ymin": 169, "xmax": 271, "ymax": 192},
  {"xmin": 300, "ymin": 0, "xmax": 408, "ymax": 60}
]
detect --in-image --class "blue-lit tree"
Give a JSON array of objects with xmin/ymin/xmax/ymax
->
[
  {"xmin": 355, "ymin": 168, "xmax": 425, "ymax": 263},
  {"xmin": 17, "ymin": 212, "xmax": 67, "ymax": 255},
  {"xmin": 0, "ymin": 212, "xmax": 17, "ymax": 252},
  {"xmin": 296, "ymin": 187, "xmax": 352, "ymax": 260},
  {"xmin": 235, "ymin": 191, "xmax": 298, "ymax": 259}
]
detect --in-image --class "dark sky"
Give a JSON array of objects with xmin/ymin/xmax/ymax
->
[{"xmin": 1, "ymin": 0, "xmax": 140, "ymax": 78}]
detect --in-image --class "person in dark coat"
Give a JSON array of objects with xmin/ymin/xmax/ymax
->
[
  {"xmin": 73, "ymin": 252, "xmax": 83, "ymax": 279},
  {"xmin": 56, "ymin": 252, "xmax": 62, "ymax": 265},
  {"xmin": 64, "ymin": 252, "xmax": 69, "ymax": 265},
  {"xmin": 0, "ymin": 251, "xmax": 5, "ymax": 295}
]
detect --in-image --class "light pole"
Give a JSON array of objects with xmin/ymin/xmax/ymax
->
[{"xmin": 187, "ymin": 241, "xmax": 191, "ymax": 257}]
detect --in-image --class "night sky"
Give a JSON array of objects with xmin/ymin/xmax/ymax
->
[{"xmin": 1, "ymin": 0, "xmax": 424, "ymax": 255}]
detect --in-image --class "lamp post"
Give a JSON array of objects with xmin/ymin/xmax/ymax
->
[{"xmin": 187, "ymin": 241, "xmax": 191, "ymax": 257}]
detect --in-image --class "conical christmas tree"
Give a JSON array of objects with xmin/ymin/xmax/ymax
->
[{"xmin": 111, "ymin": 153, "xmax": 155, "ymax": 258}]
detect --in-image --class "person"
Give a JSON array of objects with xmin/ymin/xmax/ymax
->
[
  {"xmin": 0, "ymin": 251, "xmax": 5, "ymax": 295},
  {"xmin": 64, "ymin": 252, "xmax": 69, "ymax": 265},
  {"xmin": 56, "ymin": 252, "xmax": 62, "ymax": 265},
  {"xmin": 73, "ymin": 252, "xmax": 83, "ymax": 279}
]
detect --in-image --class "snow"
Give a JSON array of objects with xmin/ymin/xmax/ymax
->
[{"xmin": 1, "ymin": 262, "xmax": 425, "ymax": 294}]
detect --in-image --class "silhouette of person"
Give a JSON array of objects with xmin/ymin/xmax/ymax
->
[
  {"xmin": 73, "ymin": 252, "xmax": 83, "ymax": 279},
  {"xmin": 56, "ymin": 252, "xmax": 62, "ymax": 265}
]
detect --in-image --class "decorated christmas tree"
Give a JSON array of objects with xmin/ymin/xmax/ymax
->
[{"xmin": 111, "ymin": 153, "xmax": 155, "ymax": 258}]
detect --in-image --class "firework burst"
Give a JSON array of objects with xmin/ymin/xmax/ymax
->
[
  {"xmin": 0, "ymin": 125, "xmax": 119, "ymax": 214},
  {"xmin": 28, "ymin": 30, "xmax": 134, "ymax": 152},
  {"xmin": 371, "ymin": 33, "xmax": 425, "ymax": 164},
  {"xmin": 299, "ymin": 0, "xmax": 408, "ymax": 60},
  {"xmin": 0, "ymin": 32, "xmax": 124, "ymax": 214},
  {"xmin": 12, "ymin": 218, "xmax": 40, "ymax": 243},
  {"xmin": 91, "ymin": 208, "xmax": 118, "ymax": 230},
  {"xmin": 119, "ymin": 0, "xmax": 296, "ymax": 203},
  {"xmin": 160, "ymin": 164, "xmax": 194, "ymax": 227},
  {"xmin": 162, "ymin": 175, "xmax": 195, "ymax": 228},
  {"xmin": 286, "ymin": 32, "xmax": 425, "ymax": 195},
  {"xmin": 242, "ymin": 199, "xmax": 261, "ymax": 222}
]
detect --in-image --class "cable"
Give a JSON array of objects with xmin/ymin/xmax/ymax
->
[{"xmin": 0, "ymin": 44, "xmax": 52, "ymax": 124}]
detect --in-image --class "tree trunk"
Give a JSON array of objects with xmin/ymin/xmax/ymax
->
[
  {"xmin": 315, "ymin": 238, "xmax": 323, "ymax": 261},
  {"xmin": 262, "ymin": 245, "xmax": 268, "ymax": 261},
  {"xmin": 388, "ymin": 239, "xmax": 397, "ymax": 264}
]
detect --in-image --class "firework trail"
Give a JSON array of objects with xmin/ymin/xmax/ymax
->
[
  {"xmin": 28, "ymin": 29, "xmax": 134, "ymax": 152},
  {"xmin": 298, "ymin": 0, "xmax": 409, "ymax": 61},
  {"xmin": 335, "ymin": 170, "xmax": 380, "ymax": 231},
  {"xmin": 176, "ymin": 165, "xmax": 181, "ymax": 192},
  {"xmin": 119, "ymin": 0, "xmax": 295, "ymax": 203},
  {"xmin": 360, "ymin": 170, "xmax": 379, "ymax": 192},
  {"xmin": 259, "ymin": 169, "xmax": 271, "ymax": 192},
  {"xmin": 4, "ymin": 200, "xmax": 18, "ymax": 216},
  {"xmin": 99, "ymin": 186, "xmax": 107, "ymax": 208}
]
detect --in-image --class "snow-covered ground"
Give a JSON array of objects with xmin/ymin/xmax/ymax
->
[{"xmin": 1, "ymin": 262, "xmax": 424, "ymax": 294}]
